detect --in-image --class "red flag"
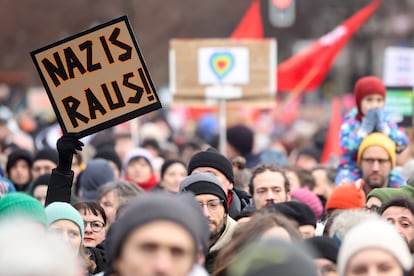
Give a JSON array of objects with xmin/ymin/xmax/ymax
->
[
  {"xmin": 320, "ymin": 97, "xmax": 343, "ymax": 164},
  {"xmin": 277, "ymin": 0, "xmax": 381, "ymax": 92},
  {"xmin": 231, "ymin": 0, "xmax": 264, "ymax": 39}
]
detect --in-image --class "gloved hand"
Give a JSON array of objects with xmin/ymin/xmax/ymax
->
[
  {"xmin": 373, "ymin": 109, "xmax": 391, "ymax": 134},
  {"xmin": 56, "ymin": 133, "xmax": 84, "ymax": 173},
  {"xmin": 360, "ymin": 108, "xmax": 377, "ymax": 134}
]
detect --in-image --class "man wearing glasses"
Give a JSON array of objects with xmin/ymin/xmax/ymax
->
[
  {"xmin": 356, "ymin": 132, "xmax": 399, "ymax": 195},
  {"xmin": 180, "ymin": 172, "xmax": 237, "ymax": 274}
]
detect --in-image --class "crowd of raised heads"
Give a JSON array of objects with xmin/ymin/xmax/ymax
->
[{"xmin": 0, "ymin": 75, "xmax": 414, "ymax": 275}]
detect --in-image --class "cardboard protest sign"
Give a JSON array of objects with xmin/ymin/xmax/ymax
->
[
  {"xmin": 31, "ymin": 16, "xmax": 161, "ymax": 137},
  {"xmin": 169, "ymin": 39, "xmax": 277, "ymax": 107}
]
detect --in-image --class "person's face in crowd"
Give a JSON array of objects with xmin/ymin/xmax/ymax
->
[
  {"xmin": 193, "ymin": 167, "xmax": 233, "ymax": 195},
  {"xmin": 80, "ymin": 208, "xmax": 106, "ymax": 248},
  {"xmin": 299, "ymin": 225, "xmax": 315, "ymax": 239},
  {"xmin": 8, "ymin": 159, "xmax": 31, "ymax": 186},
  {"xmin": 260, "ymin": 226, "xmax": 291, "ymax": 242},
  {"xmin": 312, "ymin": 168, "xmax": 333, "ymax": 199},
  {"xmin": 252, "ymin": 170, "xmax": 290, "ymax": 209},
  {"xmin": 33, "ymin": 184, "xmax": 48, "ymax": 206},
  {"xmin": 296, "ymin": 155, "xmax": 318, "ymax": 170},
  {"xmin": 285, "ymin": 170, "xmax": 301, "ymax": 191},
  {"xmin": 195, "ymin": 194, "xmax": 226, "ymax": 237},
  {"xmin": 32, "ymin": 159, "xmax": 56, "ymax": 180},
  {"xmin": 360, "ymin": 94, "xmax": 385, "ymax": 116},
  {"xmin": 126, "ymin": 157, "xmax": 152, "ymax": 183},
  {"xmin": 360, "ymin": 146, "xmax": 392, "ymax": 194},
  {"xmin": 161, "ymin": 163, "xmax": 187, "ymax": 193},
  {"xmin": 107, "ymin": 160, "xmax": 121, "ymax": 180},
  {"xmin": 314, "ymin": 258, "xmax": 337, "ymax": 276},
  {"xmin": 225, "ymin": 143, "xmax": 238, "ymax": 160},
  {"xmin": 365, "ymin": 196, "xmax": 382, "ymax": 213},
  {"xmin": 381, "ymin": 206, "xmax": 414, "ymax": 246},
  {"xmin": 114, "ymin": 220, "xmax": 195, "ymax": 276},
  {"xmin": 99, "ymin": 190, "xmax": 119, "ymax": 225},
  {"xmin": 115, "ymin": 136, "xmax": 135, "ymax": 165},
  {"xmin": 71, "ymin": 155, "xmax": 82, "ymax": 184},
  {"xmin": 345, "ymin": 248, "xmax": 403, "ymax": 276},
  {"xmin": 49, "ymin": 219, "xmax": 82, "ymax": 256}
]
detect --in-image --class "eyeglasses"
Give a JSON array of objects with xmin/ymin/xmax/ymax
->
[
  {"xmin": 84, "ymin": 220, "xmax": 105, "ymax": 232},
  {"xmin": 364, "ymin": 205, "xmax": 380, "ymax": 213},
  {"xmin": 361, "ymin": 158, "xmax": 390, "ymax": 165},
  {"xmin": 198, "ymin": 199, "xmax": 224, "ymax": 212}
]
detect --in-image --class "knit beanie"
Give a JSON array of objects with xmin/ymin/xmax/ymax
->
[
  {"xmin": 94, "ymin": 148, "xmax": 122, "ymax": 172},
  {"xmin": 367, "ymin": 176, "xmax": 414, "ymax": 204},
  {"xmin": 338, "ymin": 219, "xmax": 412, "ymax": 276},
  {"xmin": 31, "ymin": 173, "xmax": 51, "ymax": 193},
  {"xmin": 268, "ymin": 201, "xmax": 316, "ymax": 228},
  {"xmin": 357, "ymin": 133, "xmax": 396, "ymax": 169},
  {"xmin": 296, "ymin": 147, "xmax": 320, "ymax": 163},
  {"xmin": 161, "ymin": 159, "xmax": 186, "ymax": 179},
  {"xmin": 291, "ymin": 188, "xmax": 323, "ymax": 220},
  {"xmin": 330, "ymin": 209, "xmax": 380, "ymax": 247},
  {"xmin": 306, "ymin": 236, "xmax": 339, "ymax": 264},
  {"xmin": 325, "ymin": 179, "xmax": 366, "ymax": 211},
  {"xmin": 180, "ymin": 172, "xmax": 228, "ymax": 213},
  {"xmin": 188, "ymin": 147, "xmax": 234, "ymax": 184},
  {"xmin": 33, "ymin": 148, "xmax": 59, "ymax": 165},
  {"xmin": 226, "ymin": 125, "xmax": 254, "ymax": 155},
  {"xmin": 45, "ymin": 202, "xmax": 85, "ymax": 240},
  {"xmin": 79, "ymin": 158, "xmax": 115, "ymax": 201},
  {"xmin": 0, "ymin": 177, "xmax": 16, "ymax": 196},
  {"xmin": 0, "ymin": 192, "xmax": 47, "ymax": 227},
  {"xmin": 228, "ymin": 238, "xmax": 318, "ymax": 276},
  {"xmin": 354, "ymin": 76, "xmax": 386, "ymax": 119},
  {"xmin": 106, "ymin": 193, "xmax": 205, "ymax": 269},
  {"xmin": 122, "ymin": 147, "xmax": 154, "ymax": 173},
  {"xmin": 6, "ymin": 148, "xmax": 33, "ymax": 174}
]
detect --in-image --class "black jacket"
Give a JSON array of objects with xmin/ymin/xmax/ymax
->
[{"xmin": 46, "ymin": 168, "xmax": 107, "ymax": 274}]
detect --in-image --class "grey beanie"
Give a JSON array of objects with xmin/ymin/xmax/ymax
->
[
  {"xmin": 180, "ymin": 172, "xmax": 228, "ymax": 213},
  {"xmin": 79, "ymin": 158, "xmax": 115, "ymax": 201},
  {"xmin": 106, "ymin": 193, "xmax": 206, "ymax": 269}
]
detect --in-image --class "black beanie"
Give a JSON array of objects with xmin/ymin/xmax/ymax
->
[
  {"xmin": 267, "ymin": 201, "xmax": 317, "ymax": 228},
  {"xmin": 106, "ymin": 193, "xmax": 205, "ymax": 270},
  {"xmin": 305, "ymin": 236, "xmax": 339, "ymax": 264},
  {"xmin": 226, "ymin": 124, "xmax": 254, "ymax": 155},
  {"xmin": 33, "ymin": 148, "xmax": 59, "ymax": 165},
  {"xmin": 188, "ymin": 147, "xmax": 234, "ymax": 184},
  {"xmin": 296, "ymin": 147, "xmax": 320, "ymax": 163},
  {"xmin": 160, "ymin": 159, "xmax": 186, "ymax": 179},
  {"xmin": 94, "ymin": 148, "xmax": 122, "ymax": 171},
  {"xmin": 6, "ymin": 149, "xmax": 33, "ymax": 173},
  {"xmin": 30, "ymin": 173, "xmax": 51, "ymax": 195},
  {"xmin": 180, "ymin": 172, "xmax": 228, "ymax": 213}
]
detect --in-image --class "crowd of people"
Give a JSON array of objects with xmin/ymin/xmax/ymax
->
[{"xmin": 0, "ymin": 75, "xmax": 414, "ymax": 276}]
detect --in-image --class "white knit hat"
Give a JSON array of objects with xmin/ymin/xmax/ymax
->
[{"xmin": 338, "ymin": 218, "xmax": 413, "ymax": 276}]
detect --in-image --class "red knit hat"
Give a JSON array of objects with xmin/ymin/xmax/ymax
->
[
  {"xmin": 354, "ymin": 76, "xmax": 386, "ymax": 120},
  {"xmin": 291, "ymin": 188, "xmax": 323, "ymax": 220},
  {"xmin": 326, "ymin": 179, "xmax": 366, "ymax": 211}
]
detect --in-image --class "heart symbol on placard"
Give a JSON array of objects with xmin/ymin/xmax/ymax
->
[{"xmin": 209, "ymin": 52, "xmax": 234, "ymax": 80}]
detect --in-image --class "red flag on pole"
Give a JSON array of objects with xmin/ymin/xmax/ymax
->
[
  {"xmin": 320, "ymin": 97, "xmax": 343, "ymax": 164},
  {"xmin": 231, "ymin": 0, "xmax": 264, "ymax": 39},
  {"xmin": 277, "ymin": 0, "xmax": 381, "ymax": 92}
]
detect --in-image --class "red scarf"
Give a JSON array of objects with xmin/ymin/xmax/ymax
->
[{"xmin": 125, "ymin": 174, "xmax": 158, "ymax": 191}]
